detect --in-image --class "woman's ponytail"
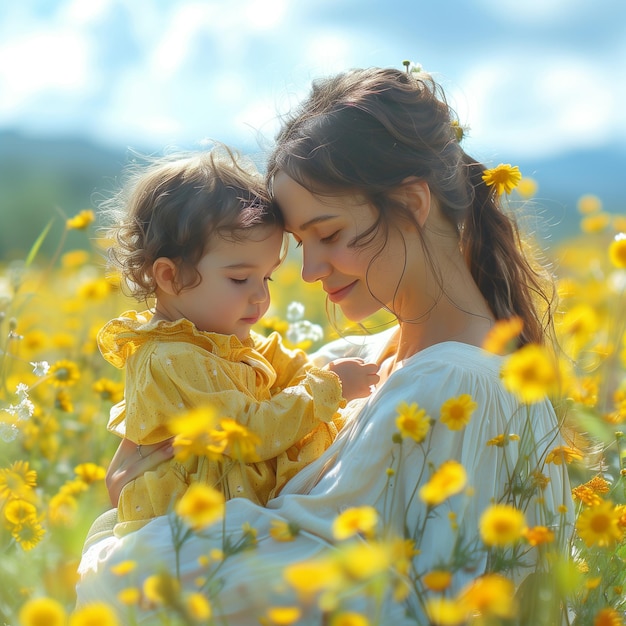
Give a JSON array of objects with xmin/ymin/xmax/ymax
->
[{"xmin": 460, "ymin": 153, "xmax": 554, "ymax": 346}]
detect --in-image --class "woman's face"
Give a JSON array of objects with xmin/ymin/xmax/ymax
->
[{"xmin": 273, "ymin": 172, "xmax": 413, "ymax": 322}]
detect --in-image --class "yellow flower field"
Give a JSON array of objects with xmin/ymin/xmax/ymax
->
[{"xmin": 1, "ymin": 186, "xmax": 626, "ymax": 625}]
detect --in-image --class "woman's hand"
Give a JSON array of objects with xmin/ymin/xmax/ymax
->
[{"xmin": 106, "ymin": 437, "xmax": 175, "ymax": 506}]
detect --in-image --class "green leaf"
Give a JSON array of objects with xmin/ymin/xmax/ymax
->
[{"xmin": 24, "ymin": 219, "xmax": 54, "ymax": 268}]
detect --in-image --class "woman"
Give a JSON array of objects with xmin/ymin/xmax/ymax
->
[{"xmin": 77, "ymin": 67, "xmax": 572, "ymax": 624}]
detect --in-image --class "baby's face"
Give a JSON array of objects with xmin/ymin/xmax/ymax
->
[{"xmin": 174, "ymin": 225, "xmax": 283, "ymax": 340}]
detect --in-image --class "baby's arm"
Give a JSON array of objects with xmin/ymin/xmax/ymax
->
[{"xmin": 326, "ymin": 358, "xmax": 380, "ymax": 402}]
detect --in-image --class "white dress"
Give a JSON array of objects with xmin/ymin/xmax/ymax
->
[{"xmin": 77, "ymin": 330, "xmax": 572, "ymax": 624}]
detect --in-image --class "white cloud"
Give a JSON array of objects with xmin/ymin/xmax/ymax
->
[
  {"xmin": 0, "ymin": 27, "xmax": 94, "ymax": 113},
  {"xmin": 452, "ymin": 54, "xmax": 624, "ymax": 159},
  {"xmin": 0, "ymin": 0, "xmax": 623, "ymax": 162}
]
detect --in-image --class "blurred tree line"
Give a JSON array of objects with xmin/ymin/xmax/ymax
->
[
  {"xmin": 0, "ymin": 130, "xmax": 127, "ymax": 262},
  {"xmin": 1, "ymin": 129, "xmax": 623, "ymax": 264}
]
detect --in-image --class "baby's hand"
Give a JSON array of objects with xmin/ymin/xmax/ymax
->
[{"xmin": 326, "ymin": 358, "xmax": 380, "ymax": 402}]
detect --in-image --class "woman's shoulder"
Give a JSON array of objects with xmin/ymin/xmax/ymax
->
[
  {"xmin": 405, "ymin": 341, "xmax": 503, "ymax": 376},
  {"xmin": 376, "ymin": 341, "xmax": 507, "ymax": 409}
]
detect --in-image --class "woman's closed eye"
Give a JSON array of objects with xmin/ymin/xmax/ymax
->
[
  {"xmin": 320, "ymin": 231, "xmax": 340, "ymax": 244},
  {"xmin": 291, "ymin": 230, "xmax": 339, "ymax": 248}
]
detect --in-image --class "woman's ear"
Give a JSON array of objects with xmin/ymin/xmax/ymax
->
[
  {"xmin": 152, "ymin": 257, "xmax": 178, "ymax": 295},
  {"xmin": 398, "ymin": 177, "xmax": 431, "ymax": 227}
]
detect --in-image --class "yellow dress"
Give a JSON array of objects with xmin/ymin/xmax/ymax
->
[{"xmin": 98, "ymin": 310, "xmax": 344, "ymax": 535}]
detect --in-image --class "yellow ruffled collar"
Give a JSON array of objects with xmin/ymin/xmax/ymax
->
[{"xmin": 97, "ymin": 310, "xmax": 265, "ymax": 370}]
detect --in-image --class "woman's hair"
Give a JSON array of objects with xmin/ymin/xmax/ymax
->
[
  {"xmin": 101, "ymin": 144, "xmax": 282, "ymax": 300},
  {"xmin": 267, "ymin": 67, "xmax": 555, "ymax": 346}
]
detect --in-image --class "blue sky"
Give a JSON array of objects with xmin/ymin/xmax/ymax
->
[{"xmin": 1, "ymin": 0, "xmax": 624, "ymax": 164}]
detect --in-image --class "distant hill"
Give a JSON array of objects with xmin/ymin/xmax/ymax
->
[
  {"xmin": 515, "ymin": 147, "xmax": 625, "ymax": 241},
  {"xmin": 0, "ymin": 130, "xmax": 129, "ymax": 261},
  {"xmin": 0, "ymin": 129, "xmax": 624, "ymax": 261}
]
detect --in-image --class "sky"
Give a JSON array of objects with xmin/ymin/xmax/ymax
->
[{"xmin": 1, "ymin": 0, "xmax": 625, "ymax": 165}]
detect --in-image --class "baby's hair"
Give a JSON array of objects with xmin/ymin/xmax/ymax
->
[{"xmin": 101, "ymin": 143, "xmax": 282, "ymax": 300}]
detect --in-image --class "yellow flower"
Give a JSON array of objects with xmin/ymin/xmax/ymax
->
[
  {"xmin": 576, "ymin": 499, "xmax": 623, "ymax": 547},
  {"xmin": 479, "ymin": 504, "xmax": 526, "ymax": 546},
  {"xmin": 419, "ymin": 460, "xmax": 467, "ymax": 506},
  {"xmin": 283, "ymin": 557, "xmax": 344, "ymax": 599},
  {"xmin": 210, "ymin": 418, "xmax": 261, "ymax": 462},
  {"xmin": 500, "ymin": 343, "xmax": 559, "ymax": 403},
  {"xmin": 439, "ymin": 394, "xmax": 477, "ymax": 431},
  {"xmin": 61, "ymin": 249, "xmax": 91, "ymax": 268},
  {"xmin": 269, "ymin": 519, "xmax": 300, "ymax": 542},
  {"xmin": 59, "ymin": 477, "xmax": 88, "ymax": 497},
  {"xmin": 77, "ymin": 278, "xmax": 112, "ymax": 300},
  {"xmin": 424, "ymin": 597, "xmax": 467, "ymax": 625},
  {"xmin": 92, "ymin": 378, "xmax": 124, "ymax": 403},
  {"xmin": 109, "ymin": 560, "xmax": 137, "ymax": 577},
  {"xmin": 515, "ymin": 177, "xmax": 538, "ymax": 199},
  {"xmin": 69, "ymin": 602, "xmax": 120, "ymax": 626},
  {"xmin": 48, "ymin": 360, "xmax": 80, "ymax": 388},
  {"xmin": 569, "ymin": 375, "xmax": 599, "ymax": 408},
  {"xmin": 12, "ymin": 516, "xmax": 46, "ymax": 550},
  {"xmin": 337, "ymin": 541, "xmax": 391, "ymax": 580},
  {"xmin": 609, "ymin": 233, "xmax": 626, "ymax": 269},
  {"xmin": 0, "ymin": 460, "xmax": 37, "ymax": 499},
  {"xmin": 422, "ymin": 570, "xmax": 453, "ymax": 592},
  {"xmin": 486, "ymin": 433, "xmax": 520, "ymax": 447},
  {"xmin": 613, "ymin": 215, "xmax": 626, "ymax": 232},
  {"xmin": 482, "ymin": 163, "xmax": 522, "ymax": 195},
  {"xmin": 459, "ymin": 574, "xmax": 516, "ymax": 619},
  {"xmin": 577, "ymin": 194, "xmax": 602, "ymax": 214},
  {"xmin": 594, "ymin": 607, "xmax": 624, "ymax": 626},
  {"xmin": 560, "ymin": 303, "xmax": 598, "ymax": 343},
  {"xmin": 581, "ymin": 212, "xmax": 611, "ymax": 234},
  {"xmin": 66, "ymin": 209, "xmax": 95, "ymax": 230},
  {"xmin": 395, "ymin": 401, "xmax": 431, "ymax": 443},
  {"xmin": 330, "ymin": 612, "xmax": 370, "ymax": 626},
  {"xmin": 169, "ymin": 406, "xmax": 221, "ymax": 461},
  {"xmin": 572, "ymin": 475, "xmax": 610, "ymax": 506},
  {"xmin": 55, "ymin": 389, "xmax": 74, "ymax": 412},
  {"xmin": 185, "ymin": 592, "xmax": 212, "ymax": 620},
  {"xmin": 117, "ymin": 587, "xmax": 140, "ymax": 606},
  {"xmin": 47, "ymin": 492, "xmax": 78, "ymax": 527},
  {"xmin": 175, "ymin": 483, "xmax": 225, "ymax": 531},
  {"xmin": 4, "ymin": 498, "xmax": 38, "ymax": 525},
  {"xmin": 545, "ymin": 445, "xmax": 583, "ymax": 465},
  {"xmin": 74, "ymin": 462, "xmax": 106, "ymax": 484},
  {"xmin": 522, "ymin": 525, "xmax": 555, "ymax": 546},
  {"xmin": 19, "ymin": 596, "xmax": 67, "ymax": 626},
  {"xmin": 482, "ymin": 316, "xmax": 524, "ymax": 355},
  {"xmin": 332, "ymin": 506, "xmax": 378, "ymax": 540},
  {"xmin": 142, "ymin": 572, "xmax": 180, "ymax": 605},
  {"xmin": 265, "ymin": 606, "xmax": 302, "ymax": 625}
]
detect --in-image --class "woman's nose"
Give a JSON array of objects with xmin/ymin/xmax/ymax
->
[{"xmin": 301, "ymin": 246, "xmax": 330, "ymax": 284}]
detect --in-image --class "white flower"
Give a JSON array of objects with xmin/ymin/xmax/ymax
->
[
  {"xmin": 287, "ymin": 320, "xmax": 324, "ymax": 345},
  {"xmin": 31, "ymin": 361, "xmax": 50, "ymax": 376},
  {"xmin": 0, "ymin": 422, "xmax": 18, "ymax": 443},
  {"xmin": 6, "ymin": 398, "xmax": 35, "ymax": 421},
  {"xmin": 286, "ymin": 301, "xmax": 305, "ymax": 323}
]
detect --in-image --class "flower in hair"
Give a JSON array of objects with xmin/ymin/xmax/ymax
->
[
  {"xmin": 451, "ymin": 120, "xmax": 465, "ymax": 143},
  {"xmin": 482, "ymin": 164, "xmax": 522, "ymax": 196}
]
